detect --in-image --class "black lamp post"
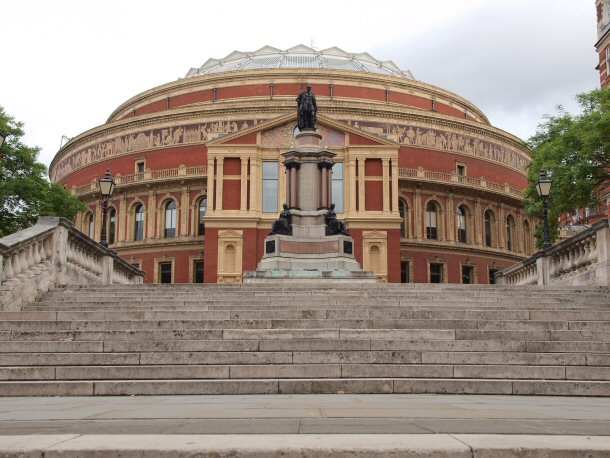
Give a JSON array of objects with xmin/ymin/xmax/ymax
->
[
  {"xmin": 98, "ymin": 168, "xmax": 116, "ymax": 248},
  {"xmin": 536, "ymin": 170, "xmax": 552, "ymax": 250}
]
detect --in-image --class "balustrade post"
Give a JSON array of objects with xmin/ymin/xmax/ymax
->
[
  {"xmin": 536, "ymin": 255, "xmax": 549, "ymax": 285},
  {"xmin": 103, "ymin": 254, "xmax": 113, "ymax": 284},
  {"xmin": 596, "ymin": 223, "xmax": 610, "ymax": 285}
]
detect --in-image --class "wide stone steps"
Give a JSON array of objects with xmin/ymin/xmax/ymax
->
[{"xmin": 1, "ymin": 284, "xmax": 608, "ymax": 396}]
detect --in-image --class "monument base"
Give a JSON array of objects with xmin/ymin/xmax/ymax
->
[{"xmin": 243, "ymin": 268, "xmax": 377, "ymax": 284}]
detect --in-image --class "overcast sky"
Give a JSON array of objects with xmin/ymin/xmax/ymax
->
[{"xmin": 0, "ymin": 0, "xmax": 600, "ymax": 170}]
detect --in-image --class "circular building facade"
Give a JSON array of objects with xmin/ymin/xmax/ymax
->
[{"xmin": 50, "ymin": 45, "xmax": 534, "ymax": 284}]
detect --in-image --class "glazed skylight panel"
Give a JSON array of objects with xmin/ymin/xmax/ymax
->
[
  {"xmin": 241, "ymin": 57, "xmax": 282, "ymax": 69},
  {"xmin": 321, "ymin": 58, "xmax": 361, "ymax": 71},
  {"xmin": 281, "ymin": 56, "xmax": 320, "ymax": 68}
]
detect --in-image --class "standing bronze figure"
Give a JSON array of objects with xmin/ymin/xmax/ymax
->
[{"xmin": 296, "ymin": 85, "xmax": 317, "ymax": 131}]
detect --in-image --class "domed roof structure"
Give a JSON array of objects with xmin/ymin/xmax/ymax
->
[{"xmin": 185, "ymin": 45, "xmax": 414, "ymax": 79}]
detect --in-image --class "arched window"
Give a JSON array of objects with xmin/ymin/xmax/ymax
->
[
  {"xmin": 456, "ymin": 205, "xmax": 467, "ymax": 243},
  {"xmin": 108, "ymin": 208, "xmax": 116, "ymax": 245},
  {"xmin": 506, "ymin": 215, "xmax": 515, "ymax": 251},
  {"xmin": 399, "ymin": 199, "xmax": 407, "ymax": 238},
  {"xmin": 134, "ymin": 204, "xmax": 145, "ymax": 241},
  {"xmin": 198, "ymin": 197, "xmax": 207, "ymax": 236},
  {"xmin": 484, "ymin": 210, "xmax": 494, "ymax": 247},
  {"xmin": 86, "ymin": 212, "xmax": 95, "ymax": 239},
  {"xmin": 523, "ymin": 220, "xmax": 531, "ymax": 254},
  {"xmin": 165, "ymin": 200, "xmax": 177, "ymax": 238},
  {"xmin": 426, "ymin": 201, "xmax": 439, "ymax": 240}
]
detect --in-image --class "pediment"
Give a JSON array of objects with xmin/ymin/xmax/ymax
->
[{"xmin": 208, "ymin": 113, "xmax": 398, "ymax": 148}]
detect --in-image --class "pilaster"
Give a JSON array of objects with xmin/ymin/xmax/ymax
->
[{"xmin": 382, "ymin": 158, "xmax": 390, "ymax": 212}]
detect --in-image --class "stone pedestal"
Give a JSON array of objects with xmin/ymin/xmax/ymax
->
[{"xmin": 244, "ymin": 131, "xmax": 376, "ymax": 283}]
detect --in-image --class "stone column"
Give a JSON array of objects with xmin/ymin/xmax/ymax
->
[
  {"xmin": 216, "ymin": 158, "xmax": 224, "ymax": 211},
  {"xmin": 382, "ymin": 158, "xmax": 390, "ymax": 213},
  {"xmin": 180, "ymin": 185, "xmax": 189, "ymax": 236},
  {"xmin": 249, "ymin": 159, "xmax": 259, "ymax": 212},
  {"xmin": 391, "ymin": 160, "xmax": 399, "ymax": 213},
  {"xmin": 499, "ymin": 204, "xmax": 506, "ymax": 249},
  {"xmin": 240, "ymin": 157, "xmax": 248, "ymax": 212},
  {"xmin": 320, "ymin": 166, "xmax": 328, "ymax": 209},
  {"xmin": 118, "ymin": 193, "xmax": 127, "ymax": 242},
  {"xmin": 414, "ymin": 188, "xmax": 422, "ymax": 238},
  {"xmin": 348, "ymin": 159, "xmax": 357, "ymax": 213},
  {"xmin": 358, "ymin": 159, "xmax": 366, "ymax": 212},
  {"xmin": 474, "ymin": 196, "xmax": 482, "ymax": 246},
  {"xmin": 285, "ymin": 164, "xmax": 292, "ymax": 207},
  {"xmin": 147, "ymin": 190, "xmax": 156, "ymax": 239},
  {"xmin": 208, "ymin": 158, "xmax": 216, "ymax": 213},
  {"xmin": 446, "ymin": 193, "xmax": 454, "ymax": 242}
]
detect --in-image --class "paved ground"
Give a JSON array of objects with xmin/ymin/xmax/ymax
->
[{"xmin": 2, "ymin": 394, "xmax": 610, "ymax": 435}]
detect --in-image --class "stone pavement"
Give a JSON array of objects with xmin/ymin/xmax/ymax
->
[{"xmin": 2, "ymin": 394, "xmax": 610, "ymax": 435}]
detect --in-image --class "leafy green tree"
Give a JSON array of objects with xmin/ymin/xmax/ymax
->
[
  {"xmin": 524, "ymin": 88, "xmax": 610, "ymax": 247},
  {"xmin": 0, "ymin": 107, "xmax": 86, "ymax": 237}
]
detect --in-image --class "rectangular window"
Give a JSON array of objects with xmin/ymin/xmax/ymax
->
[
  {"xmin": 400, "ymin": 260, "xmax": 410, "ymax": 283},
  {"xmin": 462, "ymin": 265, "xmax": 474, "ymax": 284},
  {"xmin": 430, "ymin": 263, "xmax": 443, "ymax": 283},
  {"xmin": 159, "ymin": 262, "xmax": 172, "ymax": 284},
  {"xmin": 606, "ymin": 47, "xmax": 610, "ymax": 76},
  {"xmin": 456, "ymin": 163, "xmax": 466, "ymax": 183},
  {"xmin": 332, "ymin": 163, "xmax": 344, "ymax": 213},
  {"xmin": 262, "ymin": 162, "xmax": 278, "ymax": 213},
  {"xmin": 488, "ymin": 268, "xmax": 499, "ymax": 285},
  {"xmin": 136, "ymin": 161, "xmax": 145, "ymax": 174},
  {"xmin": 194, "ymin": 260, "xmax": 204, "ymax": 283}
]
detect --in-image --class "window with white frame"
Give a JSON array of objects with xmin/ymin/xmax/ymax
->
[
  {"xmin": 262, "ymin": 162, "xmax": 278, "ymax": 213},
  {"xmin": 331, "ymin": 163, "xmax": 344, "ymax": 213}
]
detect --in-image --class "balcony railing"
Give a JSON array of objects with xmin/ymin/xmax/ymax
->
[
  {"xmin": 72, "ymin": 164, "xmax": 208, "ymax": 197},
  {"xmin": 398, "ymin": 167, "xmax": 523, "ymax": 199}
]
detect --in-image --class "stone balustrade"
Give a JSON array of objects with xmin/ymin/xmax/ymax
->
[
  {"xmin": 71, "ymin": 164, "xmax": 208, "ymax": 197},
  {"xmin": 496, "ymin": 219, "xmax": 610, "ymax": 286},
  {"xmin": 398, "ymin": 167, "xmax": 523, "ymax": 200},
  {"xmin": 0, "ymin": 217, "xmax": 144, "ymax": 311}
]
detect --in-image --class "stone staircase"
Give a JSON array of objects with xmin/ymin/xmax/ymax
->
[{"xmin": 1, "ymin": 283, "xmax": 609, "ymax": 396}]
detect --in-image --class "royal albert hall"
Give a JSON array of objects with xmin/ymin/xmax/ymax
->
[{"xmin": 50, "ymin": 45, "xmax": 535, "ymax": 284}]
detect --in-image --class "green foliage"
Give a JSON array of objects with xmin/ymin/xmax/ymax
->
[
  {"xmin": 0, "ymin": 106, "xmax": 86, "ymax": 237},
  {"xmin": 524, "ymin": 88, "xmax": 610, "ymax": 247}
]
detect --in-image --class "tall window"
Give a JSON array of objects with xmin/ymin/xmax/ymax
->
[
  {"xmin": 399, "ymin": 199, "xmax": 407, "ymax": 238},
  {"xmin": 400, "ymin": 260, "xmax": 410, "ymax": 283},
  {"xmin": 462, "ymin": 265, "xmax": 474, "ymax": 284},
  {"xmin": 194, "ymin": 260, "xmax": 204, "ymax": 283},
  {"xmin": 165, "ymin": 200, "xmax": 177, "ymax": 238},
  {"xmin": 332, "ymin": 163, "xmax": 344, "ymax": 213},
  {"xmin": 426, "ymin": 202, "xmax": 439, "ymax": 240},
  {"xmin": 606, "ymin": 47, "xmax": 610, "ymax": 77},
  {"xmin": 262, "ymin": 162, "xmax": 278, "ymax": 213},
  {"xmin": 456, "ymin": 205, "xmax": 467, "ymax": 243},
  {"xmin": 159, "ymin": 262, "xmax": 172, "ymax": 284},
  {"xmin": 506, "ymin": 215, "xmax": 515, "ymax": 251},
  {"xmin": 108, "ymin": 208, "xmax": 116, "ymax": 245},
  {"xmin": 484, "ymin": 210, "xmax": 494, "ymax": 247},
  {"xmin": 134, "ymin": 204, "xmax": 145, "ymax": 241},
  {"xmin": 198, "ymin": 197, "xmax": 207, "ymax": 236},
  {"xmin": 86, "ymin": 212, "xmax": 95, "ymax": 239},
  {"xmin": 430, "ymin": 263, "xmax": 443, "ymax": 283}
]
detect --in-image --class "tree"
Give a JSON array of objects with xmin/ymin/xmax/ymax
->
[
  {"xmin": 0, "ymin": 107, "xmax": 86, "ymax": 237},
  {"xmin": 524, "ymin": 88, "xmax": 610, "ymax": 247}
]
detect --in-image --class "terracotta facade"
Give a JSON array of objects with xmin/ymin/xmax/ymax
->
[{"xmin": 50, "ymin": 47, "xmax": 534, "ymax": 284}]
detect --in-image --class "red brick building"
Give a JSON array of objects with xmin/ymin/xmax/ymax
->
[{"xmin": 50, "ymin": 46, "xmax": 534, "ymax": 284}]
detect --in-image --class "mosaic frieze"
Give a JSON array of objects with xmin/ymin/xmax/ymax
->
[
  {"xmin": 261, "ymin": 124, "xmax": 345, "ymax": 148},
  {"xmin": 340, "ymin": 120, "xmax": 529, "ymax": 172},
  {"xmin": 52, "ymin": 119, "xmax": 261, "ymax": 181}
]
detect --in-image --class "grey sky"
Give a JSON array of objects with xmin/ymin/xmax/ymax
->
[{"xmin": 0, "ymin": 0, "xmax": 600, "ymax": 170}]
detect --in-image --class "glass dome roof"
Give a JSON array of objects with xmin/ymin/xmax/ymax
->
[{"xmin": 185, "ymin": 45, "xmax": 414, "ymax": 79}]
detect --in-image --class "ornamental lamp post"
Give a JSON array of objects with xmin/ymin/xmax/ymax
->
[
  {"xmin": 535, "ymin": 170, "xmax": 552, "ymax": 250},
  {"xmin": 98, "ymin": 168, "xmax": 116, "ymax": 248}
]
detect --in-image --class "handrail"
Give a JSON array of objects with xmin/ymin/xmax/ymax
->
[
  {"xmin": 496, "ymin": 219, "xmax": 609, "ymax": 286},
  {"xmin": 0, "ymin": 217, "xmax": 145, "ymax": 311}
]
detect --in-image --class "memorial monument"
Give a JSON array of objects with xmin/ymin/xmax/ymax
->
[{"xmin": 243, "ymin": 87, "xmax": 375, "ymax": 282}]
